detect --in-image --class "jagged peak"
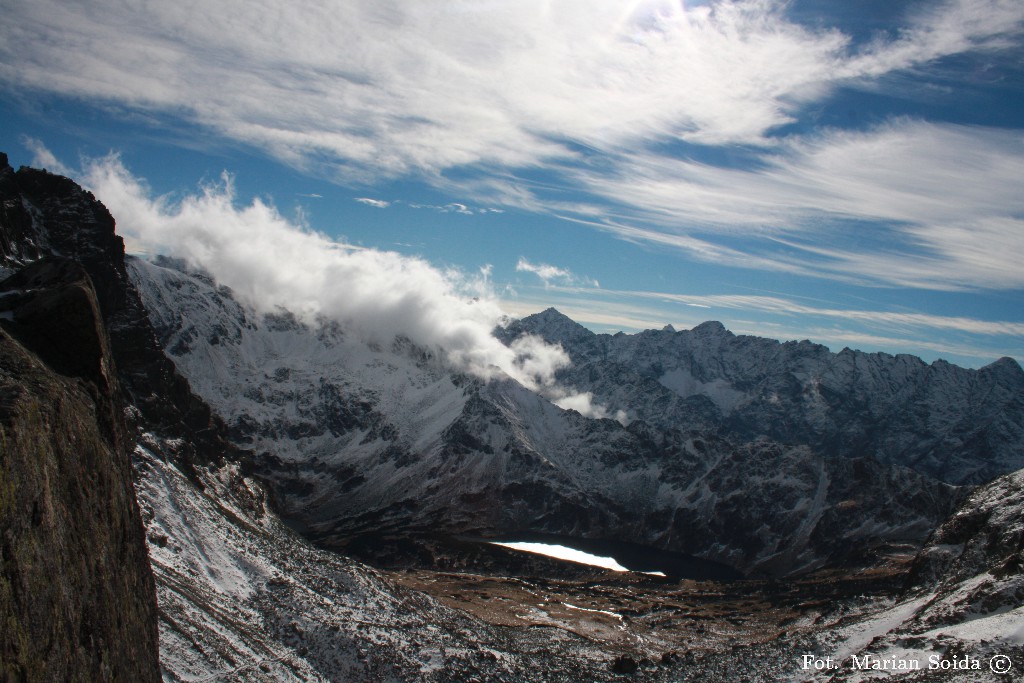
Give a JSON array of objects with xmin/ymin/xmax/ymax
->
[
  {"xmin": 690, "ymin": 320, "xmax": 729, "ymax": 336},
  {"xmin": 981, "ymin": 356, "xmax": 1024, "ymax": 379},
  {"xmin": 517, "ymin": 307, "xmax": 594, "ymax": 339},
  {"xmin": 662, "ymin": 323, "xmax": 677, "ymax": 333},
  {"xmin": 534, "ymin": 306, "xmax": 574, "ymax": 321}
]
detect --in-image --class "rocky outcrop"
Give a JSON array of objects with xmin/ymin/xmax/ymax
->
[
  {"xmin": 0, "ymin": 152, "xmax": 239, "ymax": 476},
  {"xmin": 0, "ymin": 152, "xmax": 246, "ymax": 678},
  {"xmin": 0, "ymin": 257, "xmax": 159, "ymax": 681},
  {"xmin": 909, "ymin": 467, "xmax": 1024, "ymax": 588}
]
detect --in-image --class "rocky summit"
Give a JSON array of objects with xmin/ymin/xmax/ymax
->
[{"xmin": 2, "ymin": 154, "xmax": 1023, "ymax": 681}]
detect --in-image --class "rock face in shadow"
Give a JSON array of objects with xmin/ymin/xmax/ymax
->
[
  {"xmin": 0, "ymin": 257, "xmax": 159, "ymax": 682},
  {"xmin": 0, "ymin": 151, "xmax": 239, "ymax": 477}
]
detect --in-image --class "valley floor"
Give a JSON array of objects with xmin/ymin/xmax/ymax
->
[
  {"xmin": 134, "ymin": 438, "xmax": 1023, "ymax": 682},
  {"xmin": 394, "ymin": 565, "xmax": 905, "ymax": 661}
]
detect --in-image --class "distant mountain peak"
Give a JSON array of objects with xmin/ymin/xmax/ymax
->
[
  {"xmin": 982, "ymin": 356, "xmax": 1024, "ymax": 379},
  {"xmin": 534, "ymin": 306, "xmax": 574, "ymax": 322},
  {"xmin": 503, "ymin": 307, "xmax": 594, "ymax": 344},
  {"xmin": 690, "ymin": 320, "xmax": 729, "ymax": 336}
]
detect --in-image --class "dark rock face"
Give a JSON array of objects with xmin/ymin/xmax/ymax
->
[
  {"xmin": 0, "ymin": 152, "xmax": 243, "ymax": 679},
  {"xmin": 0, "ymin": 153, "xmax": 240, "ymax": 476},
  {"xmin": 0, "ymin": 257, "xmax": 159, "ymax": 681},
  {"xmin": 1, "ymin": 259, "xmax": 116, "ymax": 392}
]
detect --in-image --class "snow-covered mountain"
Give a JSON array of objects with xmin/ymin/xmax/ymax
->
[
  {"xmin": 500, "ymin": 309, "xmax": 1024, "ymax": 485},
  {"xmin": 129, "ymin": 255, "xmax": 959, "ymax": 577}
]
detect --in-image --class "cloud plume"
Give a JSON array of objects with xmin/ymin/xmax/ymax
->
[
  {"xmin": 82, "ymin": 155, "xmax": 559, "ymax": 383},
  {"xmin": 77, "ymin": 152, "xmax": 620, "ymax": 418}
]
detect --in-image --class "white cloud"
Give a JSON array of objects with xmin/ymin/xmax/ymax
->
[
  {"xmin": 648, "ymin": 292, "xmax": 1024, "ymax": 338},
  {"xmin": 840, "ymin": 0, "xmax": 1024, "ymax": 80},
  {"xmin": 550, "ymin": 390, "xmax": 628, "ymax": 425},
  {"xmin": 80, "ymin": 153, "xmax": 582, "ymax": 394},
  {"xmin": 445, "ymin": 203, "xmax": 472, "ymax": 215},
  {"xmin": 405, "ymin": 201, "xmax": 481, "ymax": 215},
  {"xmin": 22, "ymin": 135, "xmax": 71, "ymax": 176},
  {"xmin": 4, "ymin": 0, "xmax": 1019, "ymax": 178},
  {"xmin": 354, "ymin": 197, "xmax": 390, "ymax": 208},
  {"xmin": 515, "ymin": 258, "xmax": 570, "ymax": 284},
  {"xmin": 4, "ymin": 0, "xmax": 1023, "ymax": 296},
  {"xmin": 515, "ymin": 257, "xmax": 598, "ymax": 289}
]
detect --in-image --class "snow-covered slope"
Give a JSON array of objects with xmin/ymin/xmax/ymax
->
[
  {"xmin": 129, "ymin": 257, "xmax": 958, "ymax": 576},
  {"xmin": 801, "ymin": 467, "xmax": 1024, "ymax": 681},
  {"xmin": 134, "ymin": 431, "xmax": 662, "ymax": 682},
  {"xmin": 500, "ymin": 309, "xmax": 1024, "ymax": 485}
]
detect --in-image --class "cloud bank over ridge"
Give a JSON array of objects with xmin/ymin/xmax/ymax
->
[{"xmin": 79, "ymin": 152, "xmax": 618, "ymax": 419}]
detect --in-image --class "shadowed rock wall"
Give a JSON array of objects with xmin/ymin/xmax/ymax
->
[{"xmin": 0, "ymin": 258, "xmax": 159, "ymax": 681}]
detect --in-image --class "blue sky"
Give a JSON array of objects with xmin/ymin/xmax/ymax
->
[{"xmin": 2, "ymin": 0, "xmax": 1023, "ymax": 369}]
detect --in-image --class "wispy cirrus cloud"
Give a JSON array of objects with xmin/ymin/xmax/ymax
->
[
  {"xmin": 3, "ymin": 0, "xmax": 1023, "ymax": 299},
  {"xmin": 516, "ymin": 258, "xmax": 599, "ymax": 289},
  {"xmin": 353, "ymin": 196, "xmax": 504, "ymax": 215},
  {"xmin": 409, "ymin": 202, "xmax": 474, "ymax": 215},
  {"xmin": 3, "ymin": 0, "xmax": 1020, "ymax": 174},
  {"xmin": 567, "ymin": 120, "xmax": 1024, "ymax": 290},
  {"xmin": 630, "ymin": 291, "xmax": 1024, "ymax": 338},
  {"xmin": 354, "ymin": 197, "xmax": 390, "ymax": 208}
]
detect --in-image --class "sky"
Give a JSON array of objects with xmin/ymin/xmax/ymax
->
[{"xmin": 2, "ymin": 0, "xmax": 1023, "ymax": 369}]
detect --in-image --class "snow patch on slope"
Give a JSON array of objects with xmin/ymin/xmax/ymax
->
[{"xmin": 658, "ymin": 368, "xmax": 745, "ymax": 414}]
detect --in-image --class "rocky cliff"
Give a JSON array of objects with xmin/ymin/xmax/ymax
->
[
  {"xmin": 0, "ymin": 257, "xmax": 159, "ymax": 681},
  {"xmin": 0, "ymin": 152, "xmax": 238, "ymax": 476}
]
